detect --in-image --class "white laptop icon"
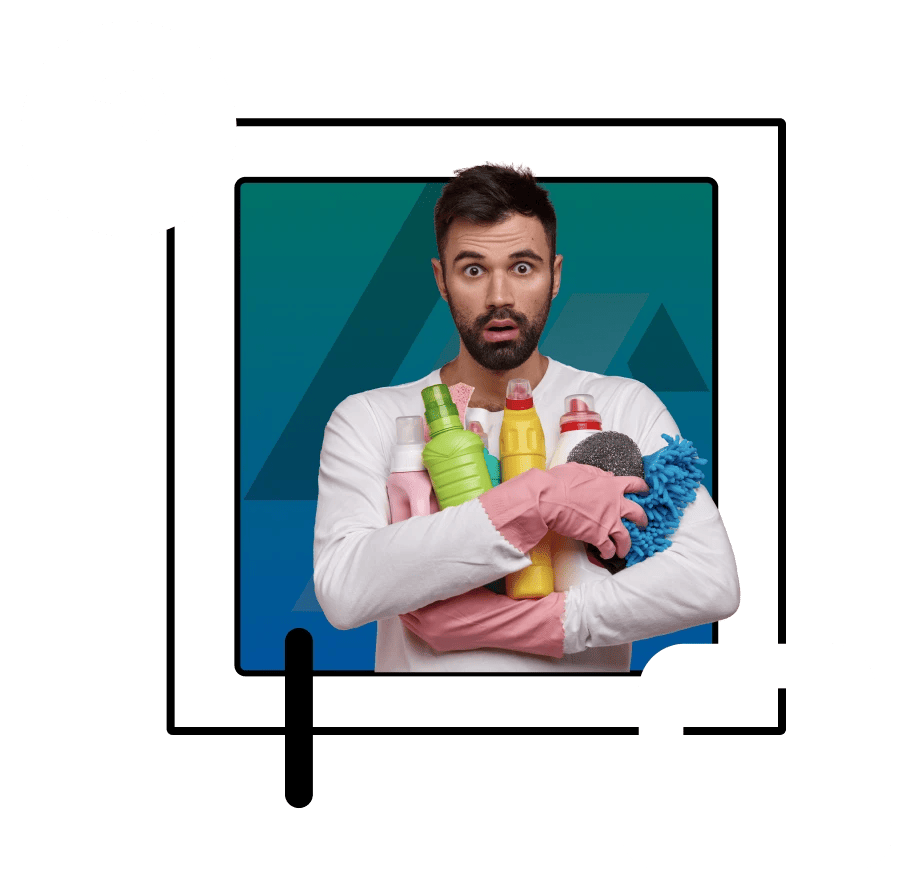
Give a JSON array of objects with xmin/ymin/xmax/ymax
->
[{"xmin": 623, "ymin": 643, "xmax": 893, "ymax": 868}]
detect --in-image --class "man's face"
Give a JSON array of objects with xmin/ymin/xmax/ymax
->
[{"xmin": 432, "ymin": 213, "xmax": 563, "ymax": 371}]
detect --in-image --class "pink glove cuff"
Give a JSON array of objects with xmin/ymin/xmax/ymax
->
[
  {"xmin": 402, "ymin": 588, "xmax": 567, "ymax": 659},
  {"xmin": 477, "ymin": 468, "xmax": 551, "ymax": 555}
]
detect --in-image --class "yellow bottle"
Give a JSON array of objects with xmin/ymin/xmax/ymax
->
[{"xmin": 499, "ymin": 378, "xmax": 555, "ymax": 599}]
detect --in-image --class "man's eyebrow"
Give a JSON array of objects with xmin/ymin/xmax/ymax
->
[{"xmin": 451, "ymin": 248, "xmax": 545, "ymax": 264}]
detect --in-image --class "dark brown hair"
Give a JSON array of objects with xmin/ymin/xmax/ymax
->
[{"xmin": 434, "ymin": 163, "xmax": 557, "ymax": 265}]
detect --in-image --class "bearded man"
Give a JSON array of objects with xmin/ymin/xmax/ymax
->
[{"xmin": 313, "ymin": 164, "xmax": 739, "ymax": 672}]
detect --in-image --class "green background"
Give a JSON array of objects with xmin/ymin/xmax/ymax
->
[{"xmin": 0, "ymin": 0, "xmax": 902, "ymax": 892}]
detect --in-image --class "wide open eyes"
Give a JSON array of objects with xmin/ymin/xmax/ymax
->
[{"xmin": 462, "ymin": 262, "xmax": 534, "ymax": 277}]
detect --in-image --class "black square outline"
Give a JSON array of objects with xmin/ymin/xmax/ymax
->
[{"xmin": 167, "ymin": 119, "xmax": 787, "ymax": 805}]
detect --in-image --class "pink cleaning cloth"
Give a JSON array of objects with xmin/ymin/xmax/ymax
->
[
  {"xmin": 448, "ymin": 382, "xmax": 476, "ymax": 420},
  {"xmin": 401, "ymin": 587, "xmax": 566, "ymax": 658},
  {"xmin": 422, "ymin": 382, "xmax": 476, "ymax": 442}
]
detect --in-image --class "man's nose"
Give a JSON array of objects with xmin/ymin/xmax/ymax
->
[{"xmin": 485, "ymin": 270, "xmax": 514, "ymax": 308}]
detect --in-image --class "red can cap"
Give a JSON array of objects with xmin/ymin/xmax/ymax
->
[
  {"xmin": 505, "ymin": 378, "xmax": 534, "ymax": 410},
  {"xmin": 559, "ymin": 393, "xmax": 602, "ymax": 433}
]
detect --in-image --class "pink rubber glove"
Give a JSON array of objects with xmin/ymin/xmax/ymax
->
[
  {"xmin": 478, "ymin": 463, "xmax": 649, "ymax": 561},
  {"xmin": 401, "ymin": 588, "xmax": 566, "ymax": 658}
]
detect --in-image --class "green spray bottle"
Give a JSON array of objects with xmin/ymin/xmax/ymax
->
[{"xmin": 421, "ymin": 384, "xmax": 493, "ymax": 509}]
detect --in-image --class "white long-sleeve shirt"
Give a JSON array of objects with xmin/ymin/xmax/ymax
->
[{"xmin": 313, "ymin": 356, "xmax": 740, "ymax": 671}]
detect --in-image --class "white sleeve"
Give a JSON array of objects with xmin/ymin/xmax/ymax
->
[
  {"xmin": 312, "ymin": 394, "xmax": 531, "ymax": 630},
  {"xmin": 562, "ymin": 383, "xmax": 741, "ymax": 652},
  {"xmin": 562, "ymin": 486, "xmax": 740, "ymax": 651}
]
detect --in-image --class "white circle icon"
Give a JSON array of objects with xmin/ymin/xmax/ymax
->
[{"xmin": 22, "ymin": 22, "xmax": 238, "ymax": 236}]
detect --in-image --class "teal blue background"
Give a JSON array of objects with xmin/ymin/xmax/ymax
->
[{"xmin": 239, "ymin": 180, "xmax": 714, "ymax": 672}]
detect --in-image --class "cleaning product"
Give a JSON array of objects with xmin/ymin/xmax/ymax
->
[
  {"xmin": 617, "ymin": 433, "xmax": 707, "ymax": 567},
  {"xmin": 552, "ymin": 426, "xmax": 707, "ymax": 591},
  {"xmin": 548, "ymin": 395, "xmax": 601, "ymax": 576},
  {"xmin": 575, "ymin": 430, "xmax": 645, "ymax": 572},
  {"xmin": 386, "ymin": 415, "xmax": 440, "ymax": 523},
  {"xmin": 547, "ymin": 394, "xmax": 603, "ymax": 467},
  {"xmin": 463, "ymin": 412, "xmax": 505, "ymax": 594},
  {"xmin": 499, "ymin": 378, "xmax": 555, "ymax": 599},
  {"xmin": 468, "ymin": 421, "xmax": 501, "ymax": 487},
  {"xmin": 567, "ymin": 430, "xmax": 645, "ymax": 478},
  {"xmin": 554, "ymin": 429, "xmax": 645, "ymax": 580},
  {"xmin": 421, "ymin": 384, "xmax": 493, "ymax": 509},
  {"xmin": 447, "ymin": 382, "xmax": 476, "ymax": 423}
]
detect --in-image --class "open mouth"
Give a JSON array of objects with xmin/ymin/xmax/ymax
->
[{"xmin": 483, "ymin": 320, "xmax": 520, "ymax": 342}]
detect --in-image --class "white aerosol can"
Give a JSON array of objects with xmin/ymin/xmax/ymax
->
[{"xmin": 547, "ymin": 394, "xmax": 613, "ymax": 590}]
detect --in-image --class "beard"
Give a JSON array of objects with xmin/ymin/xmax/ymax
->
[{"xmin": 446, "ymin": 283, "xmax": 553, "ymax": 372}]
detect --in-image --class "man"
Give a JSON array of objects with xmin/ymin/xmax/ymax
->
[{"xmin": 313, "ymin": 164, "xmax": 739, "ymax": 671}]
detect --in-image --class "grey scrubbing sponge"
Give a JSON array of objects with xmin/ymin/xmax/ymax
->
[
  {"xmin": 565, "ymin": 430, "xmax": 644, "ymax": 575},
  {"xmin": 566, "ymin": 431, "xmax": 644, "ymax": 478},
  {"xmin": 562, "ymin": 431, "xmax": 707, "ymax": 574}
]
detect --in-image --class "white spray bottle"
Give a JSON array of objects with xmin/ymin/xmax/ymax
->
[
  {"xmin": 386, "ymin": 416, "xmax": 440, "ymax": 523},
  {"xmin": 547, "ymin": 395, "xmax": 614, "ymax": 590}
]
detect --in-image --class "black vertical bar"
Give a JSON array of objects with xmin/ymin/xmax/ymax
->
[
  {"xmin": 777, "ymin": 122, "xmax": 786, "ymax": 645},
  {"xmin": 285, "ymin": 628, "xmax": 313, "ymax": 807},
  {"xmin": 167, "ymin": 228, "xmax": 176, "ymax": 733},
  {"xmin": 777, "ymin": 119, "xmax": 786, "ymax": 734}
]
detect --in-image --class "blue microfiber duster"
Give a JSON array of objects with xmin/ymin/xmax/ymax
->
[
  {"xmin": 622, "ymin": 433, "xmax": 707, "ymax": 567},
  {"xmin": 567, "ymin": 430, "xmax": 707, "ymax": 571}
]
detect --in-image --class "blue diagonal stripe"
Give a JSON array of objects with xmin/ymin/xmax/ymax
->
[{"xmin": 246, "ymin": 182, "xmax": 445, "ymax": 500}]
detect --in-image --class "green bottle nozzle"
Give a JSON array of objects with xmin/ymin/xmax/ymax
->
[{"xmin": 421, "ymin": 384, "xmax": 463, "ymax": 437}]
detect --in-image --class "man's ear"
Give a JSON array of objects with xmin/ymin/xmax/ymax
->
[
  {"xmin": 432, "ymin": 258, "xmax": 449, "ymax": 303},
  {"xmin": 551, "ymin": 254, "xmax": 563, "ymax": 299}
]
